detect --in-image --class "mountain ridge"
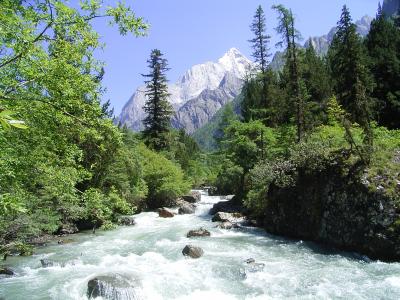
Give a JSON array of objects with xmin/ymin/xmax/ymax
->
[{"xmin": 119, "ymin": 48, "xmax": 254, "ymax": 132}]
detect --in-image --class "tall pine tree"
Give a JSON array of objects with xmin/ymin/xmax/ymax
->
[
  {"xmin": 249, "ymin": 5, "xmax": 271, "ymax": 75},
  {"xmin": 248, "ymin": 5, "xmax": 271, "ymax": 124},
  {"xmin": 273, "ymin": 4, "xmax": 305, "ymax": 142},
  {"xmin": 328, "ymin": 5, "xmax": 374, "ymax": 163},
  {"xmin": 142, "ymin": 49, "xmax": 173, "ymax": 151}
]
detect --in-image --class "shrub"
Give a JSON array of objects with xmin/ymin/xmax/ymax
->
[{"xmin": 138, "ymin": 144, "xmax": 190, "ymax": 208}]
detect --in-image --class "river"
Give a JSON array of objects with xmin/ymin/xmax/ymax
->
[{"xmin": 1, "ymin": 190, "xmax": 400, "ymax": 299}]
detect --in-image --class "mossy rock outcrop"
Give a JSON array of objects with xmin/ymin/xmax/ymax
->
[{"xmin": 262, "ymin": 162, "xmax": 400, "ymax": 261}]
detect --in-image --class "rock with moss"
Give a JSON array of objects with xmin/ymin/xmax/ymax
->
[
  {"xmin": 260, "ymin": 158, "xmax": 400, "ymax": 261},
  {"xmin": 187, "ymin": 228, "xmax": 211, "ymax": 237},
  {"xmin": 0, "ymin": 267, "xmax": 14, "ymax": 276}
]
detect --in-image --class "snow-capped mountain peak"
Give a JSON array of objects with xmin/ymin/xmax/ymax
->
[{"xmin": 119, "ymin": 48, "xmax": 254, "ymax": 131}]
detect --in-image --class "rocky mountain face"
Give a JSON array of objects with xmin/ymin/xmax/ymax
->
[
  {"xmin": 172, "ymin": 72, "xmax": 244, "ymax": 134},
  {"xmin": 119, "ymin": 48, "xmax": 254, "ymax": 133},
  {"xmin": 271, "ymin": 15, "xmax": 373, "ymax": 71}
]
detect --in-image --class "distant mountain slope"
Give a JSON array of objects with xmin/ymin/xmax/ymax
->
[
  {"xmin": 119, "ymin": 48, "xmax": 254, "ymax": 132},
  {"xmin": 171, "ymin": 72, "xmax": 244, "ymax": 134},
  {"xmin": 192, "ymin": 92, "xmax": 243, "ymax": 151}
]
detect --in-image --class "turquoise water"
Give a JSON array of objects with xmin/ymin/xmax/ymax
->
[{"xmin": 1, "ymin": 191, "xmax": 400, "ymax": 299}]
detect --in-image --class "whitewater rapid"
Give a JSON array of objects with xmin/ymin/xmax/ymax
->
[{"xmin": 1, "ymin": 191, "xmax": 400, "ymax": 299}]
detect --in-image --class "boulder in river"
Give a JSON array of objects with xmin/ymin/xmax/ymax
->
[
  {"xmin": 212, "ymin": 212, "xmax": 244, "ymax": 223},
  {"xmin": 57, "ymin": 238, "xmax": 75, "ymax": 245},
  {"xmin": 87, "ymin": 274, "xmax": 138, "ymax": 299},
  {"xmin": 40, "ymin": 259, "xmax": 56, "ymax": 268},
  {"xmin": 187, "ymin": 228, "xmax": 211, "ymax": 238},
  {"xmin": 242, "ymin": 258, "xmax": 265, "ymax": 274},
  {"xmin": 178, "ymin": 202, "xmax": 196, "ymax": 215},
  {"xmin": 0, "ymin": 267, "xmax": 14, "ymax": 276},
  {"xmin": 217, "ymin": 221, "xmax": 239, "ymax": 230},
  {"xmin": 158, "ymin": 208, "xmax": 175, "ymax": 218},
  {"xmin": 209, "ymin": 197, "xmax": 244, "ymax": 215},
  {"xmin": 182, "ymin": 245, "xmax": 204, "ymax": 258},
  {"xmin": 117, "ymin": 216, "xmax": 136, "ymax": 226},
  {"xmin": 207, "ymin": 186, "xmax": 218, "ymax": 196},
  {"xmin": 182, "ymin": 191, "xmax": 201, "ymax": 203}
]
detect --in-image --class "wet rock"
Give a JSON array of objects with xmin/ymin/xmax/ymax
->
[
  {"xmin": 178, "ymin": 202, "xmax": 196, "ymax": 215},
  {"xmin": 75, "ymin": 219, "xmax": 101, "ymax": 231},
  {"xmin": 187, "ymin": 228, "xmax": 211, "ymax": 238},
  {"xmin": 87, "ymin": 274, "xmax": 138, "ymax": 299},
  {"xmin": 209, "ymin": 197, "xmax": 243, "ymax": 215},
  {"xmin": 158, "ymin": 208, "xmax": 175, "ymax": 218},
  {"xmin": 0, "ymin": 267, "xmax": 14, "ymax": 276},
  {"xmin": 212, "ymin": 212, "xmax": 244, "ymax": 223},
  {"xmin": 217, "ymin": 221, "xmax": 239, "ymax": 230},
  {"xmin": 208, "ymin": 186, "xmax": 218, "ymax": 196},
  {"xmin": 117, "ymin": 216, "xmax": 136, "ymax": 226},
  {"xmin": 182, "ymin": 245, "xmax": 204, "ymax": 258},
  {"xmin": 182, "ymin": 191, "xmax": 201, "ymax": 203},
  {"xmin": 242, "ymin": 219, "xmax": 259, "ymax": 227},
  {"xmin": 57, "ymin": 238, "xmax": 74, "ymax": 245},
  {"xmin": 40, "ymin": 259, "xmax": 55, "ymax": 268},
  {"xmin": 244, "ymin": 259, "xmax": 265, "ymax": 273},
  {"xmin": 245, "ymin": 258, "xmax": 255, "ymax": 264},
  {"xmin": 58, "ymin": 223, "xmax": 79, "ymax": 235},
  {"xmin": 29, "ymin": 234, "xmax": 53, "ymax": 246}
]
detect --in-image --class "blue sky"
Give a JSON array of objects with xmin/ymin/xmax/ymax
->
[{"xmin": 92, "ymin": 0, "xmax": 380, "ymax": 115}]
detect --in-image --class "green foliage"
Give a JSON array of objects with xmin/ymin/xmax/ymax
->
[
  {"xmin": 365, "ymin": 13, "xmax": 400, "ymax": 129},
  {"xmin": 246, "ymin": 121, "xmax": 400, "ymax": 214},
  {"xmin": 302, "ymin": 43, "xmax": 332, "ymax": 129},
  {"xmin": 106, "ymin": 2, "xmax": 149, "ymax": 36},
  {"xmin": 0, "ymin": 110, "xmax": 28, "ymax": 130},
  {"xmin": 215, "ymin": 160, "xmax": 243, "ymax": 195},
  {"xmin": 215, "ymin": 119, "xmax": 278, "ymax": 197},
  {"xmin": 0, "ymin": 0, "xmax": 159, "ymax": 250},
  {"xmin": 223, "ymin": 120, "xmax": 276, "ymax": 172},
  {"xmin": 328, "ymin": 5, "xmax": 375, "ymax": 161},
  {"xmin": 138, "ymin": 144, "xmax": 190, "ymax": 208}
]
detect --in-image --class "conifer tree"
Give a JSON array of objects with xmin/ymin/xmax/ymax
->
[
  {"xmin": 303, "ymin": 41, "xmax": 332, "ymax": 128},
  {"xmin": 328, "ymin": 5, "xmax": 374, "ymax": 163},
  {"xmin": 142, "ymin": 49, "xmax": 173, "ymax": 151},
  {"xmin": 249, "ymin": 5, "xmax": 271, "ymax": 75},
  {"xmin": 248, "ymin": 5, "xmax": 271, "ymax": 123},
  {"xmin": 377, "ymin": 2, "xmax": 383, "ymax": 18},
  {"xmin": 366, "ymin": 8, "xmax": 400, "ymax": 129},
  {"xmin": 273, "ymin": 4, "xmax": 305, "ymax": 142}
]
